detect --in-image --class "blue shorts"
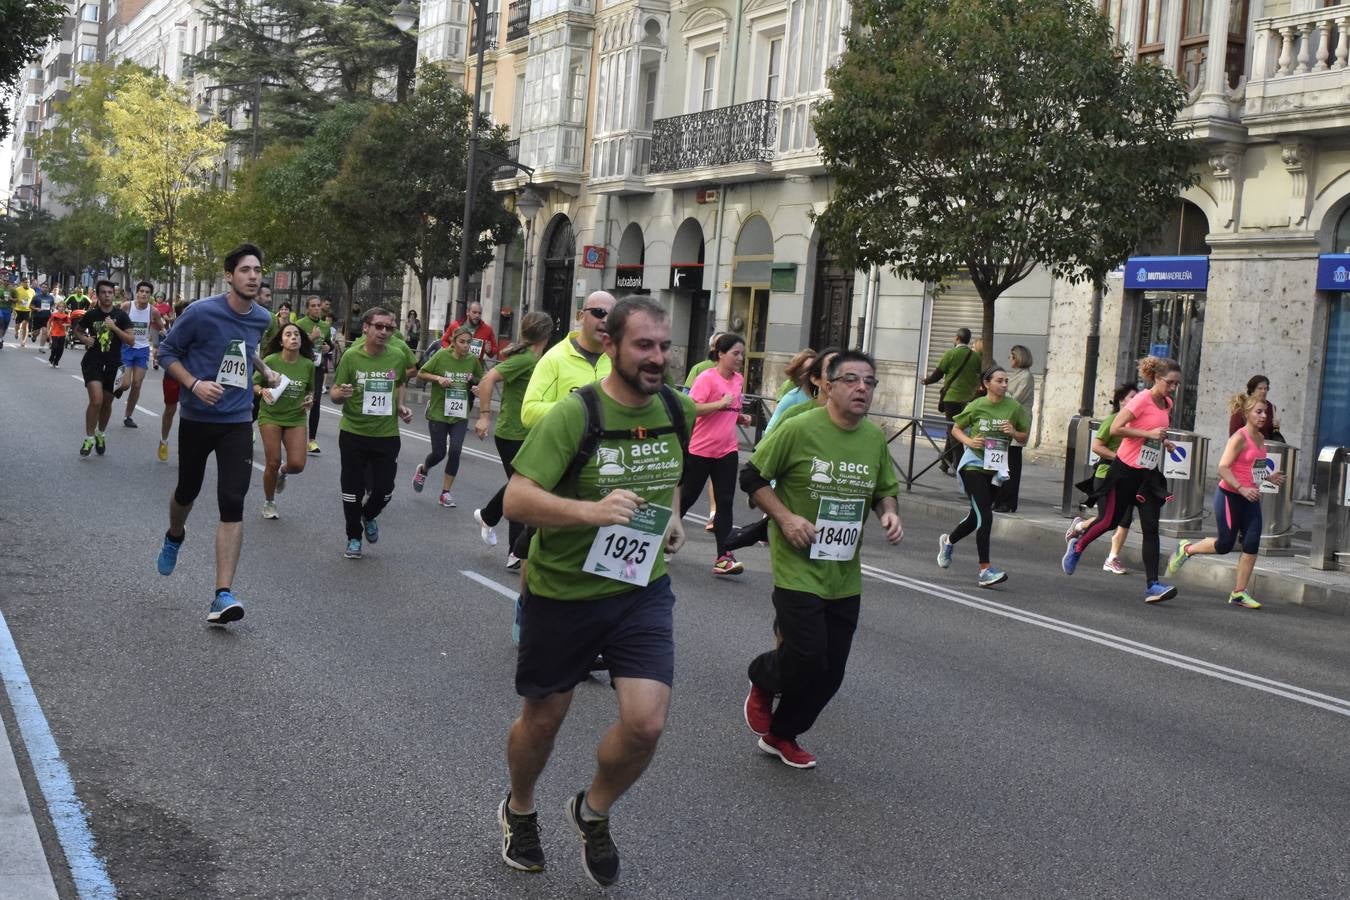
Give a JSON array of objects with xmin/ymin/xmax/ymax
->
[
  {"xmin": 515, "ymin": 574, "xmax": 676, "ymax": 698},
  {"xmin": 0, "ymin": 308, "xmax": 10, "ymax": 328},
  {"xmin": 1214, "ymin": 487, "xmax": 1262, "ymax": 555},
  {"xmin": 120, "ymin": 345, "xmax": 150, "ymax": 369}
]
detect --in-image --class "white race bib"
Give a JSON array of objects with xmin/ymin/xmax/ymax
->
[
  {"xmin": 583, "ymin": 503, "xmax": 672, "ymax": 586},
  {"xmin": 216, "ymin": 339, "xmax": 249, "ymax": 388},
  {"xmin": 444, "ymin": 387, "xmax": 468, "ymax": 419},
  {"xmin": 983, "ymin": 436, "xmax": 1009, "ymax": 474},
  {"xmin": 469, "ymin": 338, "xmax": 485, "ymax": 358},
  {"xmin": 810, "ymin": 496, "xmax": 867, "ymax": 562},
  {"xmin": 362, "ymin": 376, "xmax": 395, "ymax": 416},
  {"xmin": 1137, "ymin": 439, "xmax": 1162, "ymax": 470}
]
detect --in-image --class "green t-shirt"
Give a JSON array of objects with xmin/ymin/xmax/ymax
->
[
  {"xmin": 491, "ymin": 348, "xmax": 538, "ymax": 441},
  {"xmin": 420, "ymin": 349, "xmax": 484, "ymax": 423},
  {"xmin": 777, "ymin": 397, "xmax": 823, "ymax": 425},
  {"xmin": 253, "ymin": 353, "xmax": 316, "ymax": 428},
  {"xmin": 937, "ymin": 345, "xmax": 980, "ymax": 404},
  {"xmin": 1094, "ymin": 413, "xmax": 1122, "ymax": 480},
  {"xmin": 511, "ymin": 388, "xmax": 698, "ymax": 601},
  {"xmin": 749, "ymin": 406, "xmax": 899, "ymax": 600},
  {"xmin": 0, "ymin": 290, "xmax": 11, "ymax": 310},
  {"xmin": 333, "ymin": 344, "xmax": 408, "ymax": 437},
  {"xmin": 684, "ymin": 359, "xmax": 714, "ymax": 389},
  {"xmin": 349, "ymin": 333, "xmax": 417, "ymax": 374},
  {"xmin": 294, "ymin": 315, "xmax": 330, "ymax": 364},
  {"xmin": 952, "ymin": 395, "xmax": 1031, "ymax": 470},
  {"xmin": 776, "ymin": 378, "xmax": 796, "ymax": 400}
]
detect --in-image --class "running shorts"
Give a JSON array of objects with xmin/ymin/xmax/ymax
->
[
  {"xmin": 81, "ymin": 353, "xmax": 119, "ymax": 389},
  {"xmin": 120, "ymin": 345, "xmax": 150, "ymax": 369}
]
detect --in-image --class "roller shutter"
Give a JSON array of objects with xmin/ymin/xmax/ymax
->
[{"xmin": 923, "ymin": 273, "xmax": 984, "ymax": 419}]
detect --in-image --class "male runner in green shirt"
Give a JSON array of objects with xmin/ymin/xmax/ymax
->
[
  {"xmin": 921, "ymin": 327, "xmax": 980, "ymax": 473},
  {"xmin": 496, "ymin": 296, "xmax": 694, "ymax": 888},
  {"xmin": 741, "ymin": 349, "xmax": 903, "ymax": 769}
]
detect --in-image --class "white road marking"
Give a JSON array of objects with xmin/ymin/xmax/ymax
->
[
  {"xmin": 134, "ymin": 405, "xmax": 160, "ymax": 418},
  {"xmin": 462, "ymin": 570, "xmax": 518, "ymax": 600},
  {"xmin": 859, "ymin": 562, "xmax": 1350, "ymax": 718}
]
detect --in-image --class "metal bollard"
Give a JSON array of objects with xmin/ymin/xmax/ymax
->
[
  {"xmin": 1061, "ymin": 416, "xmax": 1100, "ymax": 516},
  {"xmin": 1257, "ymin": 441, "xmax": 1298, "ymax": 555},
  {"xmin": 1309, "ymin": 446, "xmax": 1350, "ymax": 571},
  {"xmin": 1158, "ymin": 430, "xmax": 1208, "ymax": 536}
]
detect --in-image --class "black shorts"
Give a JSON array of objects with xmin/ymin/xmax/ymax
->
[
  {"xmin": 33, "ymin": 310, "xmax": 50, "ymax": 328},
  {"xmin": 14, "ymin": 310, "xmax": 30, "ymax": 325},
  {"xmin": 81, "ymin": 353, "xmax": 119, "ymax": 389},
  {"xmin": 515, "ymin": 575, "xmax": 676, "ymax": 698}
]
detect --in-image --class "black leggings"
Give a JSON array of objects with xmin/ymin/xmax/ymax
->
[
  {"xmin": 423, "ymin": 419, "xmax": 468, "ymax": 477},
  {"xmin": 748, "ymin": 588, "xmax": 860, "ymax": 741},
  {"xmin": 1074, "ymin": 460, "xmax": 1163, "ymax": 585},
  {"xmin": 950, "ymin": 468, "xmax": 996, "ymax": 564},
  {"xmin": 339, "ymin": 431, "xmax": 400, "ymax": 539},
  {"xmin": 480, "ymin": 436, "xmax": 525, "ymax": 549},
  {"xmin": 49, "ymin": 335, "xmax": 66, "ymax": 365},
  {"xmin": 174, "ymin": 420, "xmax": 254, "ymax": 523},
  {"xmin": 308, "ymin": 366, "xmax": 324, "ymax": 440},
  {"xmin": 679, "ymin": 450, "xmax": 738, "ymax": 556}
]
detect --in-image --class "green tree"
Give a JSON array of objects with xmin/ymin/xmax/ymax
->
[
  {"xmin": 0, "ymin": 0, "xmax": 63, "ymax": 141},
  {"xmin": 815, "ymin": 0, "xmax": 1201, "ymax": 392},
  {"xmin": 338, "ymin": 66, "xmax": 519, "ymax": 327},
  {"xmin": 192, "ymin": 0, "xmax": 417, "ymax": 147},
  {"xmin": 99, "ymin": 70, "xmax": 228, "ymax": 298}
]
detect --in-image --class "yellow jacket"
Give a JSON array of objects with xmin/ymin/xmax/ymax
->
[{"xmin": 520, "ymin": 330, "xmax": 612, "ymax": 429}]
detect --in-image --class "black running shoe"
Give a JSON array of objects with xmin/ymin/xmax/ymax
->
[
  {"xmin": 498, "ymin": 796, "xmax": 545, "ymax": 873},
  {"xmin": 564, "ymin": 791, "xmax": 619, "ymax": 887}
]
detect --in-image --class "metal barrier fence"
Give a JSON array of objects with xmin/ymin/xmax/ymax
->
[
  {"xmin": 736, "ymin": 395, "xmax": 952, "ymax": 490},
  {"xmin": 1310, "ymin": 445, "xmax": 1350, "ymax": 571}
]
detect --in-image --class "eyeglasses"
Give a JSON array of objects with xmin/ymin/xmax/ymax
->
[
  {"xmin": 369, "ymin": 323, "xmax": 395, "ymax": 332},
  {"xmin": 584, "ymin": 307, "xmax": 609, "ymax": 320},
  {"xmin": 830, "ymin": 374, "xmax": 879, "ymax": 388}
]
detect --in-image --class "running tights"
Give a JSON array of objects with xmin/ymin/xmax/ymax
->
[
  {"xmin": 1074, "ymin": 462, "xmax": 1163, "ymax": 585},
  {"xmin": 423, "ymin": 419, "xmax": 468, "ymax": 477},
  {"xmin": 479, "ymin": 436, "xmax": 525, "ymax": 550},
  {"xmin": 49, "ymin": 335, "xmax": 66, "ymax": 366},
  {"xmin": 680, "ymin": 450, "xmax": 738, "ymax": 556},
  {"xmin": 950, "ymin": 468, "xmax": 995, "ymax": 564},
  {"xmin": 175, "ymin": 420, "xmax": 253, "ymax": 523},
  {"xmin": 339, "ymin": 431, "xmax": 400, "ymax": 540}
]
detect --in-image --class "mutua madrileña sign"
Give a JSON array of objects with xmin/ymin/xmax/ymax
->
[{"xmin": 1123, "ymin": 256, "xmax": 1209, "ymax": 291}]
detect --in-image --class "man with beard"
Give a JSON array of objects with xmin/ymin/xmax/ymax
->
[
  {"xmin": 439, "ymin": 299, "xmax": 498, "ymax": 359},
  {"xmin": 495, "ymin": 297, "xmax": 693, "ymax": 887},
  {"xmin": 72, "ymin": 280, "xmax": 135, "ymax": 457},
  {"xmin": 154, "ymin": 244, "xmax": 277, "ymax": 626}
]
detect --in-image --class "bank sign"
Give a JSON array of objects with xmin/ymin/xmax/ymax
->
[
  {"xmin": 1124, "ymin": 256, "xmax": 1209, "ymax": 291},
  {"xmin": 1316, "ymin": 254, "xmax": 1350, "ymax": 291}
]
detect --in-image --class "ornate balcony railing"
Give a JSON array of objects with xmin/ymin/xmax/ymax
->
[
  {"xmin": 649, "ymin": 100, "xmax": 778, "ymax": 174},
  {"xmin": 506, "ymin": 0, "xmax": 530, "ymax": 41},
  {"xmin": 470, "ymin": 12, "xmax": 500, "ymax": 53}
]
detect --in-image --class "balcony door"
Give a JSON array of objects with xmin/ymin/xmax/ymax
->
[{"xmin": 539, "ymin": 215, "xmax": 575, "ymax": 346}]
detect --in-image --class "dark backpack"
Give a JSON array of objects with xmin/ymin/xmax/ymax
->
[{"xmin": 560, "ymin": 383, "xmax": 690, "ymax": 488}]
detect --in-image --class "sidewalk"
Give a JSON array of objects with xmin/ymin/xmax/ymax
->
[{"xmin": 880, "ymin": 424, "xmax": 1350, "ymax": 615}]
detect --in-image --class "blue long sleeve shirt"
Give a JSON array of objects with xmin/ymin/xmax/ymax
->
[{"xmin": 156, "ymin": 294, "xmax": 273, "ymax": 424}]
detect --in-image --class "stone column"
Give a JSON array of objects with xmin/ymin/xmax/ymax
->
[{"xmin": 1193, "ymin": 0, "xmax": 1235, "ymax": 119}]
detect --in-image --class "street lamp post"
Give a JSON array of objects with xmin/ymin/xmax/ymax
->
[{"xmin": 200, "ymin": 77, "xmax": 272, "ymax": 160}]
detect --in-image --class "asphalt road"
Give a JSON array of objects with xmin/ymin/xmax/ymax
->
[{"xmin": 2, "ymin": 343, "xmax": 1349, "ymax": 899}]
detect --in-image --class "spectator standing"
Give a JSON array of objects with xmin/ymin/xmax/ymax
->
[
  {"xmin": 994, "ymin": 344, "xmax": 1035, "ymax": 512},
  {"xmin": 1228, "ymin": 374, "xmax": 1284, "ymax": 442}
]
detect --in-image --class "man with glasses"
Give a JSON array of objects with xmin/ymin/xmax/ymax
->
[
  {"xmin": 330, "ymin": 307, "xmax": 414, "ymax": 559},
  {"xmin": 738, "ymin": 349, "xmax": 904, "ymax": 768}
]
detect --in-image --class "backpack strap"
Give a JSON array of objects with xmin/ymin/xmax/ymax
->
[{"xmin": 558, "ymin": 383, "xmax": 690, "ymax": 489}]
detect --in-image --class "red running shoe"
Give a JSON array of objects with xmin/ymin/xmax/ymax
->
[
  {"xmin": 758, "ymin": 733, "xmax": 817, "ymax": 769},
  {"xmin": 744, "ymin": 683, "xmax": 773, "ymax": 736}
]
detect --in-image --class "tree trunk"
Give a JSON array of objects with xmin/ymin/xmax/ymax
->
[{"xmin": 981, "ymin": 292, "xmax": 997, "ymax": 369}]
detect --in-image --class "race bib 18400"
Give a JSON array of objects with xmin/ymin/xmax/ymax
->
[
  {"xmin": 216, "ymin": 339, "xmax": 249, "ymax": 388},
  {"xmin": 810, "ymin": 496, "xmax": 867, "ymax": 562},
  {"xmin": 362, "ymin": 377, "xmax": 394, "ymax": 416},
  {"xmin": 583, "ymin": 502, "xmax": 672, "ymax": 586}
]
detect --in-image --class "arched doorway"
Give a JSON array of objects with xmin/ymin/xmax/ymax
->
[
  {"xmin": 670, "ymin": 217, "xmax": 710, "ymax": 379},
  {"xmin": 615, "ymin": 223, "xmax": 646, "ymax": 297},
  {"xmin": 730, "ymin": 216, "xmax": 774, "ymax": 394},
  {"xmin": 1129, "ymin": 200, "xmax": 1212, "ymax": 429},
  {"xmin": 809, "ymin": 234, "xmax": 854, "ymax": 350},
  {"xmin": 540, "ymin": 215, "xmax": 575, "ymax": 345},
  {"xmin": 499, "ymin": 232, "xmax": 524, "ymax": 342}
]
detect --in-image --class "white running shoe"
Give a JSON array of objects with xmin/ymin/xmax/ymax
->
[{"xmin": 474, "ymin": 508, "xmax": 498, "ymax": 546}]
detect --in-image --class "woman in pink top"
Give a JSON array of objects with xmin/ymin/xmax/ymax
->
[
  {"xmin": 1163, "ymin": 392, "xmax": 1284, "ymax": 609},
  {"xmin": 680, "ymin": 333, "xmax": 751, "ymax": 575},
  {"xmin": 1062, "ymin": 356, "xmax": 1182, "ymax": 604}
]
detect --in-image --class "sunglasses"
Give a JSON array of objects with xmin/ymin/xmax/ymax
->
[
  {"xmin": 583, "ymin": 307, "xmax": 609, "ymax": 320},
  {"xmin": 369, "ymin": 323, "xmax": 395, "ymax": 332}
]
